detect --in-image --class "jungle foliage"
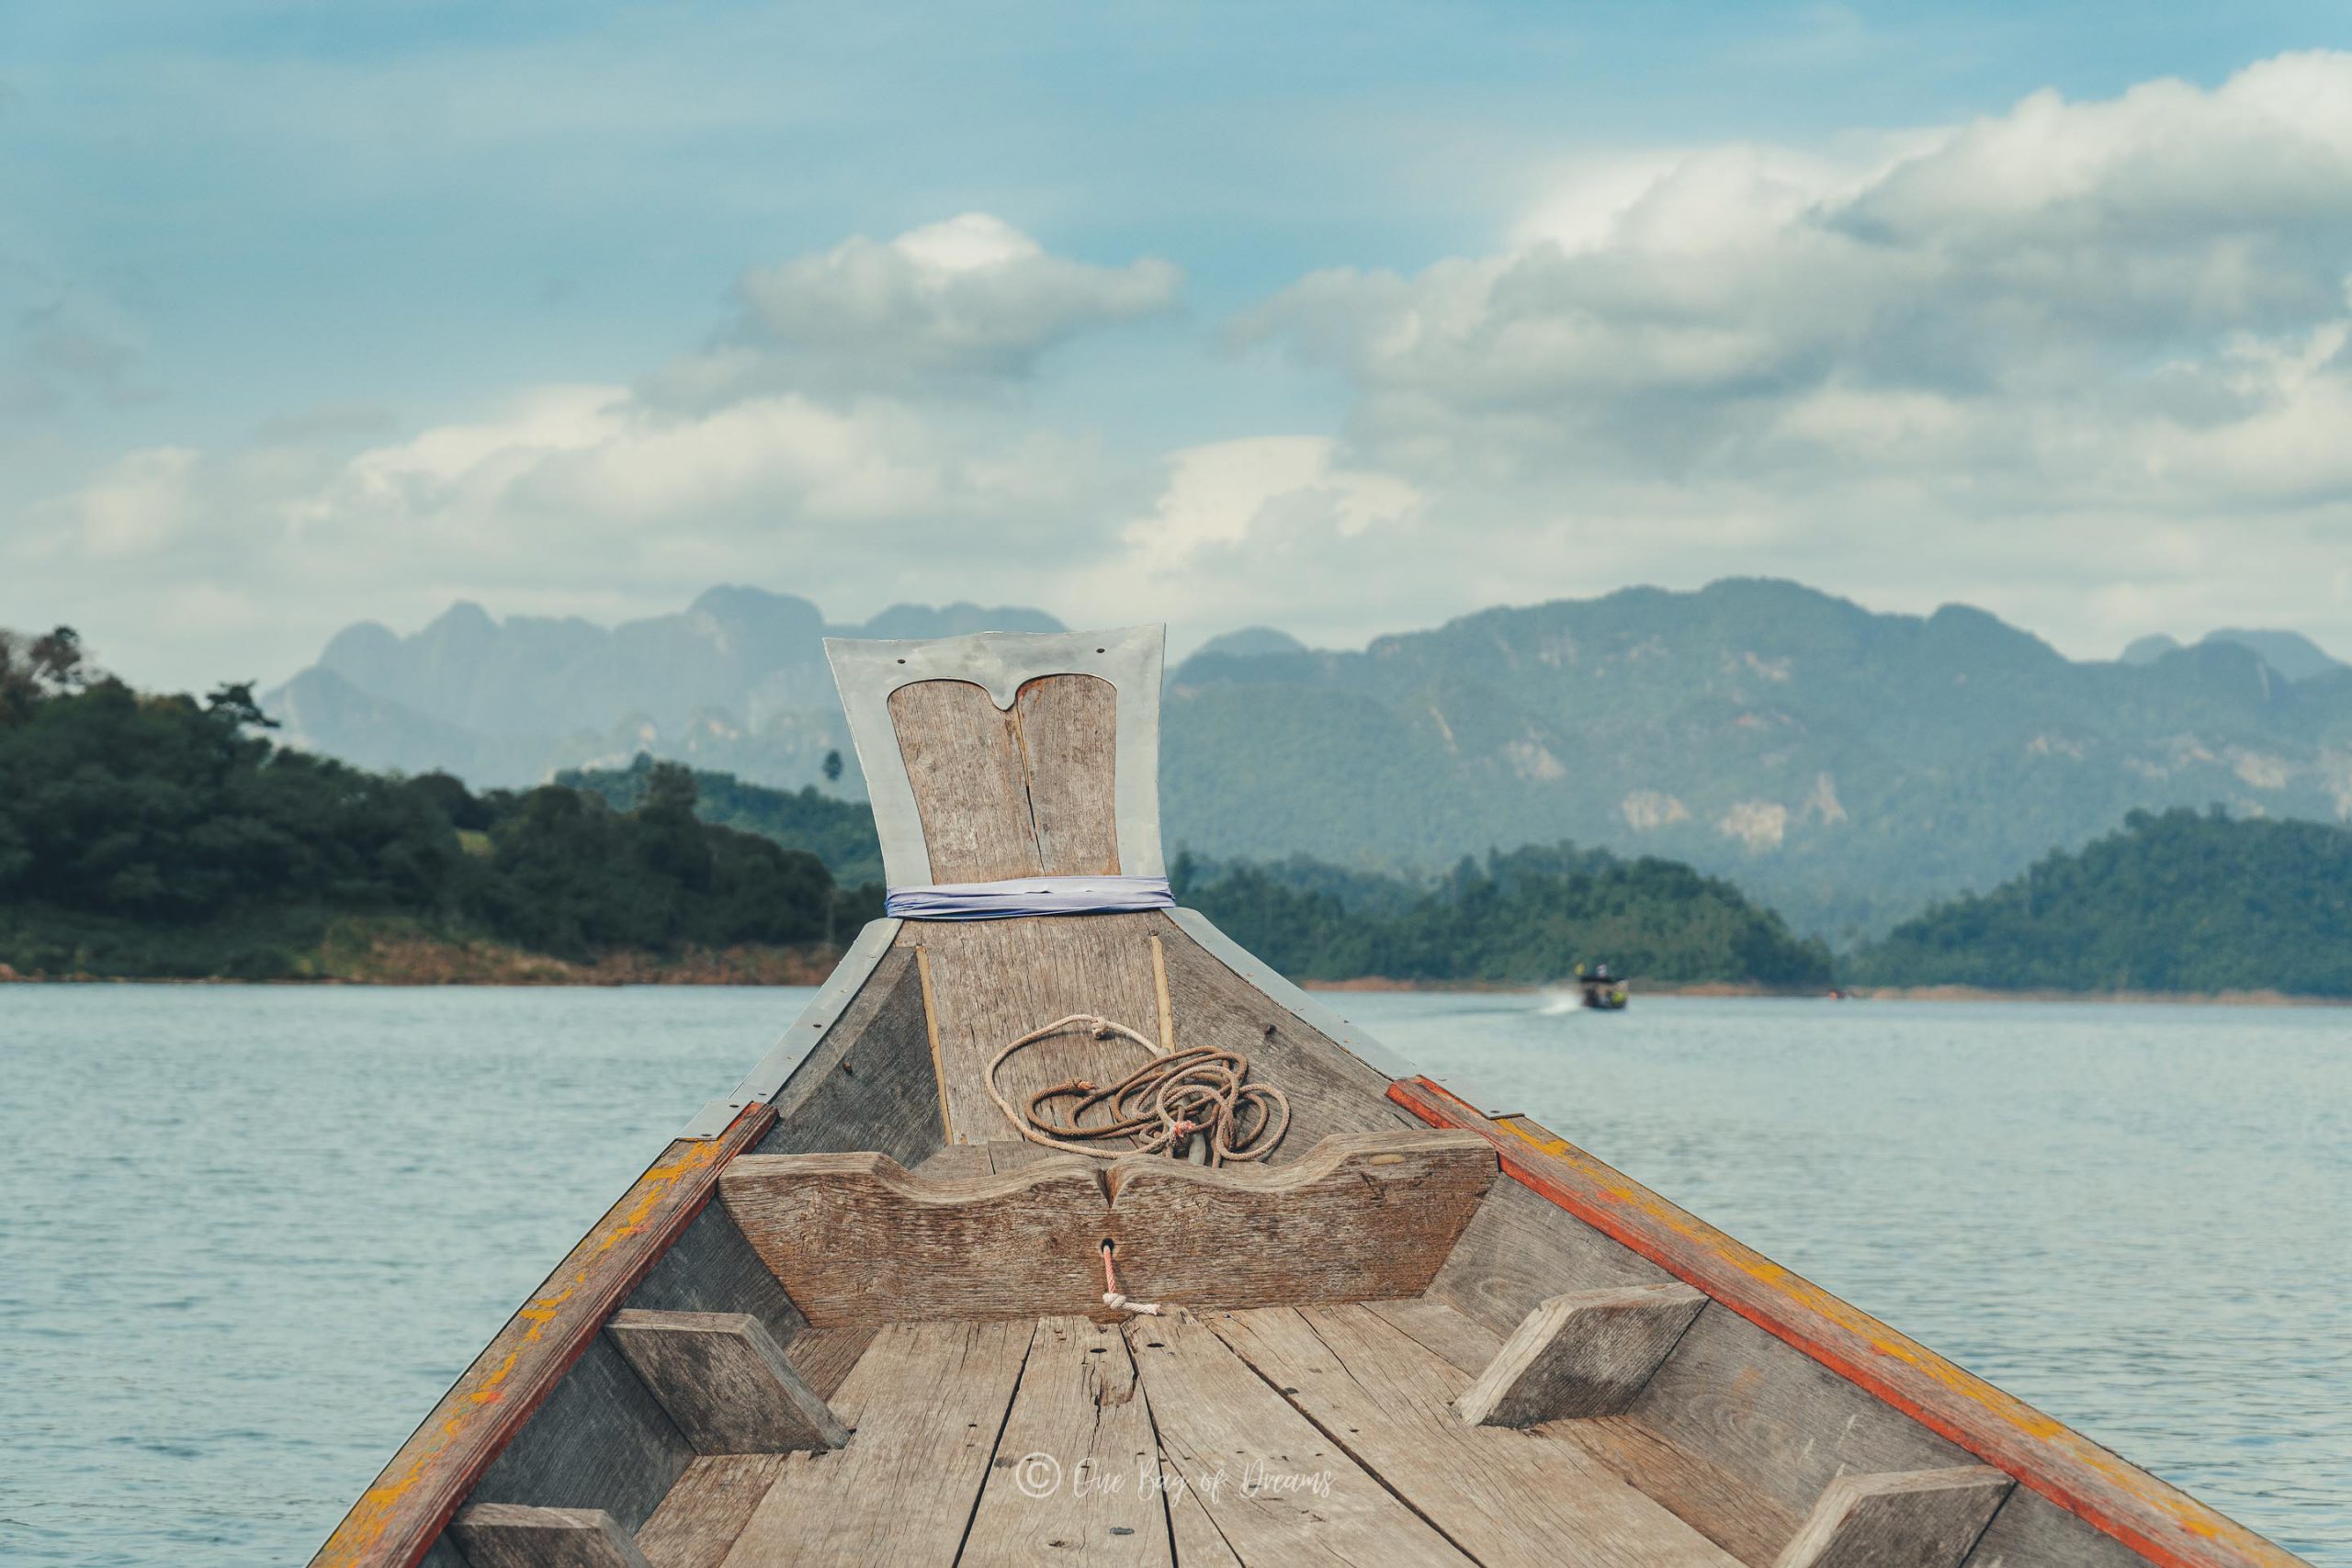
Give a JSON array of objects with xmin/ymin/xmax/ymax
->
[
  {"xmin": 1849, "ymin": 807, "xmax": 2352, "ymax": 995},
  {"xmin": 0, "ymin": 628, "xmax": 865, "ymax": 977},
  {"xmin": 1171, "ymin": 841, "xmax": 1835, "ymax": 986}
]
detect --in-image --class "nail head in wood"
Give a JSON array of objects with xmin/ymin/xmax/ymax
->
[
  {"xmin": 450, "ymin": 1503, "xmax": 654, "ymax": 1568},
  {"xmin": 1454, "ymin": 1281, "xmax": 1707, "ymax": 1426},
  {"xmin": 605, "ymin": 1309, "xmax": 848, "ymax": 1455},
  {"xmin": 1772, "ymin": 1465, "xmax": 2014, "ymax": 1568}
]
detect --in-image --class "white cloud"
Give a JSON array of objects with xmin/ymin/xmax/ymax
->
[
  {"xmin": 656, "ymin": 213, "xmax": 1183, "ymax": 402},
  {"xmin": 1234, "ymin": 52, "xmax": 2352, "ymax": 649}
]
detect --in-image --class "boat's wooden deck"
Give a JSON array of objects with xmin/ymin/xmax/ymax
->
[{"xmin": 632, "ymin": 1299, "xmax": 1739, "ymax": 1568}]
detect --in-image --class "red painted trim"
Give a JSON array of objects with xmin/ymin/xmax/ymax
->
[
  {"xmin": 1390, "ymin": 1077, "xmax": 2302, "ymax": 1568},
  {"xmin": 311, "ymin": 1101, "xmax": 778, "ymax": 1568}
]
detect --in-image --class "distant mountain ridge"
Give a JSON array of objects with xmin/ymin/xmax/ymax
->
[
  {"xmin": 265, "ymin": 591, "xmax": 1063, "ymax": 790},
  {"xmin": 1159, "ymin": 581, "xmax": 2352, "ymax": 938},
  {"xmin": 2120, "ymin": 627, "xmax": 2343, "ymax": 682},
  {"xmin": 268, "ymin": 579, "xmax": 2352, "ymax": 940}
]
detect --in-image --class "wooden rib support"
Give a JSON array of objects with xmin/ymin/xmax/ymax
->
[
  {"xmin": 605, "ymin": 1310, "xmax": 847, "ymax": 1455},
  {"xmin": 1774, "ymin": 1466, "xmax": 2013, "ymax": 1568},
  {"xmin": 1454, "ymin": 1282, "xmax": 1707, "ymax": 1427},
  {"xmin": 1386, "ymin": 1077, "xmax": 2309, "ymax": 1568},
  {"xmin": 450, "ymin": 1503, "xmax": 654, "ymax": 1568}
]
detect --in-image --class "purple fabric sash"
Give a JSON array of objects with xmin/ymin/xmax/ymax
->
[{"xmin": 884, "ymin": 874, "xmax": 1175, "ymax": 920}]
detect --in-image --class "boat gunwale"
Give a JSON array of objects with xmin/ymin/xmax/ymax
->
[
  {"xmin": 1390, "ymin": 1075, "xmax": 2303, "ymax": 1568},
  {"xmin": 307, "ymin": 1100, "xmax": 779, "ymax": 1568}
]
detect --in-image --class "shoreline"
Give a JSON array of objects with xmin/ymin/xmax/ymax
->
[
  {"xmin": 1298, "ymin": 976, "xmax": 2350, "ymax": 1008},
  {"xmin": 9, "ymin": 957, "xmax": 2344, "ymax": 1007}
]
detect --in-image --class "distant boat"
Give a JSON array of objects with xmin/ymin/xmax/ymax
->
[
  {"xmin": 311, "ymin": 625, "xmax": 2304, "ymax": 1568},
  {"xmin": 1577, "ymin": 963, "xmax": 1630, "ymax": 1010}
]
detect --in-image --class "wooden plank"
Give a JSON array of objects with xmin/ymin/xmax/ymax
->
[
  {"xmin": 908, "ymin": 912, "xmax": 1169, "ymax": 1147},
  {"xmin": 754, "ymin": 947, "xmax": 945, "ymax": 1168},
  {"xmin": 888, "ymin": 677, "xmax": 1042, "ymax": 881},
  {"xmin": 1165, "ymin": 1469, "xmax": 1246, "ymax": 1568},
  {"xmin": 1363, "ymin": 1296, "xmax": 1505, "ymax": 1378},
  {"xmin": 1557, "ymin": 1416, "xmax": 1801, "ymax": 1568},
  {"xmin": 720, "ymin": 1132, "xmax": 1494, "ymax": 1325},
  {"xmin": 720, "ymin": 1320, "xmax": 1031, "ymax": 1567},
  {"xmin": 1964, "ymin": 1486, "xmax": 2159, "ymax": 1568},
  {"xmin": 1014, "ymin": 673, "xmax": 1124, "ymax": 875},
  {"xmin": 1775, "ymin": 1467, "xmax": 2013, "ymax": 1568},
  {"xmin": 469, "ymin": 1335, "xmax": 691, "ymax": 1532},
  {"xmin": 1208, "ymin": 1304, "xmax": 1741, "ymax": 1568},
  {"xmin": 450, "ymin": 1504, "xmax": 652, "ymax": 1568},
  {"xmin": 782, "ymin": 1326, "xmax": 876, "ymax": 1402},
  {"xmin": 1108, "ymin": 1130, "xmax": 1497, "ymax": 1310},
  {"xmin": 1363, "ymin": 1302, "xmax": 1806, "ymax": 1567},
  {"xmin": 634, "ymin": 1457, "xmax": 786, "ymax": 1568},
  {"xmin": 1425, "ymin": 1177, "xmax": 1677, "ymax": 1338},
  {"xmin": 625, "ymin": 1203, "xmax": 806, "ymax": 1355},
  {"xmin": 1455, "ymin": 1283, "xmax": 1707, "ymax": 1426},
  {"xmin": 914, "ymin": 1142, "xmax": 996, "ymax": 1179},
  {"xmin": 1629, "ymin": 1303, "xmax": 1973, "ymax": 1548},
  {"xmin": 1125, "ymin": 1308, "xmax": 1476, "ymax": 1568},
  {"xmin": 311, "ymin": 1104, "xmax": 776, "ymax": 1568},
  {"xmin": 720, "ymin": 1150, "xmax": 1106, "ymax": 1325},
  {"xmin": 1388, "ymin": 1079, "xmax": 2306, "ymax": 1568},
  {"xmin": 961, "ymin": 1316, "xmax": 1172, "ymax": 1567},
  {"xmin": 606, "ymin": 1311, "xmax": 847, "ymax": 1455}
]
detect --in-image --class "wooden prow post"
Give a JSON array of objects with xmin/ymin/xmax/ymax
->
[{"xmin": 828, "ymin": 628, "xmax": 1177, "ymax": 1147}]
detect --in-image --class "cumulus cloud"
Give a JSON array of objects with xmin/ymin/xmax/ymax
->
[
  {"xmin": 1228, "ymin": 52, "xmax": 2352, "ymax": 645},
  {"xmin": 654, "ymin": 213, "xmax": 1182, "ymax": 403}
]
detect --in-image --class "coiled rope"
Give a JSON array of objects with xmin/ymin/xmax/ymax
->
[{"xmin": 984, "ymin": 1013, "xmax": 1290, "ymax": 1167}]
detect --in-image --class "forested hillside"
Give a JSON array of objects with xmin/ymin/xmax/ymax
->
[
  {"xmin": 1172, "ymin": 843, "xmax": 1832, "ymax": 987},
  {"xmin": 1162, "ymin": 580, "xmax": 2352, "ymax": 941},
  {"xmin": 561, "ymin": 755, "xmax": 884, "ymax": 887},
  {"xmin": 0, "ymin": 627, "xmax": 870, "ymax": 979},
  {"xmin": 1850, "ymin": 808, "xmax": 2352, "ymax": 996}
]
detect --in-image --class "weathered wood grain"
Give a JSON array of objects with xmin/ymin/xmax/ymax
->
[
  {"xmin": 753, "ymin": 946, "xmax": 944, "ymax": 1168},
  {"xmin": 719, "ymin": 1319, "xmax": 1031, "ymax": 1567},
  {"xmin": 1107, "ymin": 1130, "xmax": 1497, "ymax": 1310},
  {"xmin": 1775, "ymin": 1466, "xmax": 2013, "ymax": 1568},
  {"xmin": 1627, "ymin": 1303, "xmax": 1975, "ymax": 1545},
  {"xmin": 888, "ymin": 677, "xmax": 1042, "ymax": 882},
  {"xmin": 720, "ymin": 1150, "xmax": 1107, "ymax": 1325},
  {"xmin": 1014, "ymin": 673, "xmax": 1123, "ymax": 875},
  {"xmin": 1164, "ymin": 1468, "xmax": 1247, "ymax": 1568},
  {"xmin": 781, "ymin": 1326, "xmax": 876, "ymax": 1403},
  {"xmin": 633, "ymin": 1456, "xmax": 786, "ymax": 1568},
  {"xmin": 1126, "ymin": 1308, "xmax": 1475, "ymax": 1568},
  {"xmin": 625, "ymin": 1203, "xmax": 805, "ymax": 1355},
  {"xmin": 1963, "ymin": 1485, "xmax": 2160, "ymax": 1568},
  {"xmin": 605, "ymin": 1311, "xmax": 847, "ymax": 1455},
  {"xmin": 1388, "ymin": 1080, "xmax": 2308, "ymax": 1568},
  {"xmin": 1556, "ymin": 1416, "xmax": 1802, "ymax": 1568},
  {"xmin": 1425, "ymin": 1177, "xmax": 1677, "ymax": 1339},
  {"xmin": 450, "ymin": 1504, "xmax": 652, "ymax": 1568},
  {"xmin": 962, "ymin": 1316, "xmax": 1172, "ymax": 1567},
  {"xmin": 469, "ymin": 1335, "xmax": 691, "ymax": 1532},
  {"xmin": 912, "ymin": 1142, "xmax": 996, "ymax": 1179},
  {"xmin": 906, "ymin": 912, "xmax": 1170, "ymax": 1145},
  {"xmin": 1209, "ymin": 1304, "xmax": 1741, "ymax": 1568},
  {"xmin": 721, "ymin": 1132, "xmax": 1494, "ymax": 1325},
  {"xmin": 1455, "ymin": 1283, "xmax": 1707, "ymax": 1427},
  {"xmin": 1363, "ymin": 1296, "xmax": 1506, "ymax": 1378},
  {"xmin": 311, "ymin": 1104, "xmax": 776, "ymax": 1568},
  {"xmin": 1149, "ymin": 915, "xmax": 1421, "ymax": 1152}
]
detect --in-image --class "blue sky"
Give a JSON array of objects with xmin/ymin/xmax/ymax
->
[{"xmin": 6, "ymin": 2, "xmax": 2351, "ymax": 684}]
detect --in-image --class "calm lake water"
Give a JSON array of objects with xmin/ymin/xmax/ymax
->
[{"xmin": 2, "ymin": 987, "xmax": 2345, "ymax": 1565}]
